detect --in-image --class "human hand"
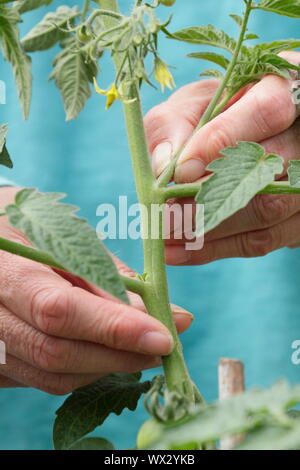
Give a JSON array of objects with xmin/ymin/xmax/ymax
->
[
  {"xmin": 144, "ymin": 51, "xmax": 300, "ymax": 265},
  {"xmin": 0, "ymin": 187, "xmax": 193, "ymax": 393}
]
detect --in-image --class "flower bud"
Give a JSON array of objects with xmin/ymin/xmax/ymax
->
[{"xmin": 76, "ymin": 25, "xmax": 92, "ymax": 44}]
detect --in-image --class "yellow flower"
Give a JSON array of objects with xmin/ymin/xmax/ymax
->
[
  {"xmin": 154, "ymin": 58, "xmax": 175, "ymax": 92},
  {"xmin": 93, "ymin": 78, "xmax": 120, "ymax": 110}
]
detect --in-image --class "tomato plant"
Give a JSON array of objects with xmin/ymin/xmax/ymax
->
[{"xmin": 1, "ymin": 0, "xmax": 300, "ymax": 450}]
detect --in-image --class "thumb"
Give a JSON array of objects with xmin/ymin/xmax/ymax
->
[{"xmin": 144, "ymin": 80, "xmax": 219, "ymax": 177}]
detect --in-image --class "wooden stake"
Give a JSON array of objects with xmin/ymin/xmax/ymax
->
[{"xmin": 218, "ymin": 358, "xmax": 245, "ymax": 450}]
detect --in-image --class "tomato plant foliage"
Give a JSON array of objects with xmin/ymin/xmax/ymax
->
[{"xmin": 1, "ymin": 0, "xmax": 300, "ymax": 451}]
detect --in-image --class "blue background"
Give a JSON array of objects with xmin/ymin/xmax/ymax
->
[{"xmin": 0, "ymin": 0, "xmax": 300, "ymax": 450}]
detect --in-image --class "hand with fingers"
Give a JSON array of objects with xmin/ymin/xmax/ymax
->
[
  {"xmin": 145, "ymin": 51, "xmax": 300, "ymax": 266},
  {"xmin": 0, "ymin": 187, "xmax": 193, "ymax": 394}
]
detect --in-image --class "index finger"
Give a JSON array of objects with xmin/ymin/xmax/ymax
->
[
  {"xmin": 0, "ymin": 253, "xmax": 174, "ymax": 356},
  {"xmin": 175, "ymin": 74, "xmax": 298, "ymax": 183}
]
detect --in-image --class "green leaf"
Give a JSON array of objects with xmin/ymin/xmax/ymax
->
[
  {"xmin": 68, "ymin": 437, "xmax": 115, "ymax": 450},
  {"xmin": 200, "ymin": 69, "xmax": 223, "ymax": 79},
  {"xmin": 151, "ymin": 381, "xmax": 300, "ymax": 450},
  {"xmin": 171, "ymin": 24, "xmax": 239, "ymax": 54},
  {"xmin": 21, "ymin": 6, "xmax": 79, "ymax": 52},
  {"xmin": 228, "ymin": 62, "xmax": 290, "ymax": 93},
  {"xmin": 255, "ymin": 39, "xmax": 300, "ymax": 53},
  {"xmin": 0, "ymin": 5, "xmax": 32, "ymax": 119},
  {"xmin": 5, "ymin": 188, "xmax": 128, "ymax": 302},
  {"xmin": 188, "ymin": 51, "xmax": 230, "ymax": 69},
  {"xmin": 288, "ymin": 410, "xmax": 300, "ymax": 420},
  {"xmin": 288, "ymin": 161, "xmax": 300, "ymax": 188},
  {"xmin": 244, "ymin": 33, "xmax": 259, "ymax": 40},
  {"xmin": 0, "ymin": 124, "xmax": 13, "ymax": 168},
  {"xmin": 257, "ymin": 0, "xmax": 300, "ymax": 18},
  {"xmin": 195, "ymin": 142, "xmax": 283, "ymax": 234},
  {"xmin": 259, "ymin": 53, "xmax": 300, "ymax": 71},
  {"xmin": 53, "ymin": 373, "xmax": 151, "ymax": 450},
  {"xmin": 229, "ymin": 14, "xmax": 243, "ymax": 27},
  {"xmin": 236, "ymin": 424, "xmax": 300, "ymax": 450},
  {"xmin": 49, "ymin": 36, "xmax": 98, "ymax": 121},
  {"xmin": 15, "ymin": 0, "xmax": 54, "ymax": 13}
]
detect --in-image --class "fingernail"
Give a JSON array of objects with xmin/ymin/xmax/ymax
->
[
  {"xmin": 175, "ymin": 159, "xmax": 206, "ymax": 183},
  {"xmin": 139, "ymin": 331, "xmax": 174, "ymax": 356},
  {"xmin": 152, "ymin": 142, "xmax": 172, "ymax": 177},
  {"xmin": 172, "ymin": 306, "xmax": 194, "ymax": 322},
  {"xmin": 174, "ymin": 312, "xmax": 194, "ymax": 327}
]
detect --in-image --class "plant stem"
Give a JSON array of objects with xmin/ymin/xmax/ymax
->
[
  {"xmin": 81, "ymin": 0, "xmax": 90, "ymax": 20},
  {"xmin": 99, "ymin": 0, "xmax": 197, "ymax": 402},
  {"xmin": 162, "ymin": 181, "xmax": 300, "ymax": 200},
  {"xmin": 197, "ymin": 0, "xmax": 252, "ymax": 128},
  {"xmin": 0, "ymin": 237, "xmax": 65, "ymax": 270},
  {"xmin": 162, "ymin": 182, "xmax": 205, "ymax": 200},
  {"xmin": 260, "ymin": 182, "xmax": 300, "ymax": 194},
  {"xmin": 120, "ymin": 275, "xmax": 146, "ymax": 296},
  {"xmin": 157, "ymin": 1, "xmax": 253, "ymax": 188}
]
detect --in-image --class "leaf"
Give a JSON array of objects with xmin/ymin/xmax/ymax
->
[
  {"xmin": 228, "ymin": 61, "xmax": 290, "ymax": 93},
  {"xmin": 0, "ymin": 124, "xmax": 13, "ymax": 168},
  {"xmin": 21, "ymin": 6, "xmax": 79, "ymax": 52},
  {"xmin": 236, "ymin": 424, "xmax": 300, "ymax": 450},
  {"xmin": 195, "ymin": 142, "xmax": 283, "ymax": 234},
  {"xmin": 288, "ymin": 161, "xmax": 300, "ymax": 188},
  {"xmin": 200, "ymin": 69, "xmax": 223, "ymax": 79},
  {"xmin": 288, "ymin": 410, "xmax": 300, "ymax": 420},
  {"xmin": 15, "ymin": 0, "xmax": 54, "ymax": 13},
  {"xmin": 49, "ymin": 36, "xmax": 98, "ymax": 121},
  {"xmin": 171, "ymin": 24, "xmax": 240, "ymax": 54},
  {"xmin": 53, "ymin": 373, "xmax": 151, "ymax": 450},
  {"xmin": 0, "ymin": 5, "xmax": 32, "ymax": 118},
  {"xmin": 259, "ymin": 53, "xmax": 300, "ymax": 72},
  {"xmin": 229, "ymin": 14, "xmax": 243, "ymax": 27},
  {"xmin": 188, "ymin": 51, "xmax": 229, "ymax": 69},
  {"xmin": 244, "ymin": 33, "xmax": 260, "ymax": 40},
  {"xmin": 5, "ymin": 188, "xmax": 128, "ymax": 302},
  {"xmin": 151, "ymin": 381, "xmax": 300, "ymax": 450},
  {"xmin": 255, "ymin": 39, "xmax": 300, "ymax": 53},
  {"xmin": 68, "ymin": 437, "xmax": 115, "ymax": 451},
  {"xmin": 257, "ymin": 0, "xmax": 300, "ymax": 18}
]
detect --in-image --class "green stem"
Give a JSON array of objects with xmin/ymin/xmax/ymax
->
[
  {"xmin": 0, "ymin": 233, "xmax": 148, "ymax": 297},
  {"xmin": 120, "ymin": 275, "xmax": 146, "ymax": 296},
  {"xmin": 0, "ymin": 233, "xmax": 147, "ymax": 297},
  {"xmin": 0, "ymin": 237, "xmax": 65, "ymax": 270},
  {"xmin": 197, "ymin": 0, "xmax": 252, "ymax": 128},
  {"xmin": 208, "ymin": 90, "xmax": 235, "ymax": 121},
  {"xmin": 99, "ymin": 0, "xmax": 196, "ymax": 402},
  {"xmin": 162, "ymin": 181, "xmax": 300, "ymax": 200},
  {"xmin": 162, "ymin": 182, "xmax": 204, "ymax": 200},
  {"xmin": 156, "ymin": 1, "xmax": 253, "ymax": 188},
  {"xmin": 260, "ymin": 182, "xmax": 300, "ymax": 194},
  {"xmin": 81, "ymin": 0, "xmax": 90, "ymax": 20}
]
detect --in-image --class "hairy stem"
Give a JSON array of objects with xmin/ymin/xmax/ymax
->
[
  {"xmin": 162, "ymin": 181, "xmax": 300, "ymax": 200},
  {"xmin": 157, "ymin": 0, "xmax": 253, "ymax": 187},
  {"xmin": 99, "ymin": 0, "xmax": 197, "ymax": 402},
  {"xmin": 0, "ymin": 237, "xmax": 65, "ymax": 270},
  {"xmin": 197, "ymin": 0, "xmax": 253, "ymax": 128},
  {"xmin": 81, "ymin": 0, "xmax": 90, "ymax": 20}
]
